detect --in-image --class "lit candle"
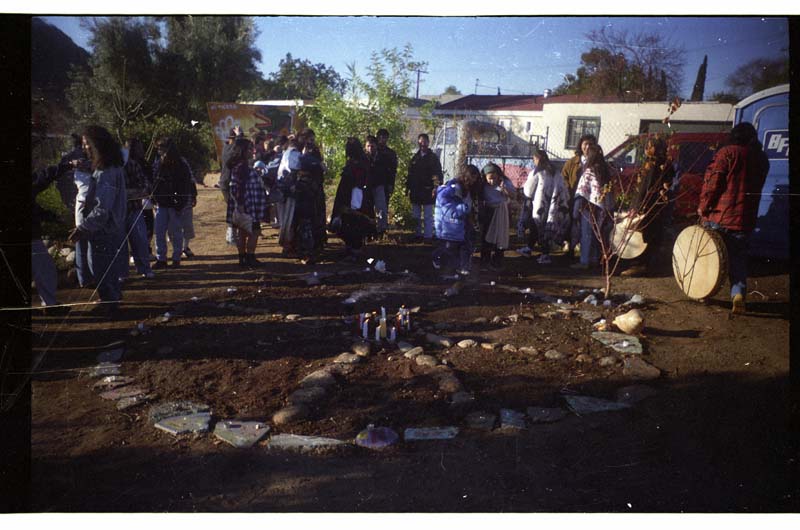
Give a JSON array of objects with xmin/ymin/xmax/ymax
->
[
  {"xmin": 388, "ymin": 326, "xmax": 396, "ymax": 342},
  {"xmin": 374, "ymin": 326, "xmax": 381, "ymax": 341},
  {"xmin": 379, "ymin": 317, "xmax": 387, "ymax": 338},
  {"xmin": 362, "ymin": 319, "xmax": 369, "ymax": 339}
]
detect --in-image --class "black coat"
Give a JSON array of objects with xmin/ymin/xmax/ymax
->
[{"xmin": 407, "ymin": 149, "xmax": 442, "ymax": 205}]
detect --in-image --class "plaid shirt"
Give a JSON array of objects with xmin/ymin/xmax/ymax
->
[
  {"xmin": 227, "ymin": 162, "xmax": 268, "ymax": 223},
  {"xmin": 699, "ymin": 144, "xmax": 769, "ymax": 232}
]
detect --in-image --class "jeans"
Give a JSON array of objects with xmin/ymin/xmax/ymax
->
[
  {"xmin": 411, "ymin": 203, "xmax": 434, "ymax": 238},
  {"xmin": 74, "ymin": 238, "xmax": 94, "ymax": 287},
  {"xmin": 31, "ymin": 239, "xmax": 58, "ymax": 306},
  {"xmin": 155, "ymin": 206, "xmax": 184, "ymax": 262},
  {"xmin": 180, "ymin": 206, "xmax": 195, "ymax": 248},
  {"xmin": 578, "ymin": 201, "xmax": 610, "ymax": 267},
  {"xmin": 704, "ymin": 222, "xmax": 748, "ymax": 299},
  {"xmin": 89, "ymin": 231, "xmax": 126, "ymax": 302},
  {"xmin": 125, "ymin": 210, "xmax": 152, "ymax": 275},
  {"xmin": 372, "ymin": 185, "xmax": 388, "ymax": 233}
]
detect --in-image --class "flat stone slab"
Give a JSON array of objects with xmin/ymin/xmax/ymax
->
[
  {"xmin": 354, "ymin": 426, "xmax": 399, "ymax": 450},
  {"xmin": 89, "ymin": 363, "xmax": 122, "ymax": 377},
  {"xmin": 268, "ymin": 433, "xmax": 347, "ymax": 451},
  {"xmin": 96, "ymin": 347, "xmax": 124, "ymax": 363},
  {"xmin": 527, "ymin": 407, "xmax": 568, "ymax": 423},
  {"xmin": 403, "ymin": 346, "xmax": 424, "ymax": 359},
  {"xmin": 148, "ymin": 401, "xmax": 210, "ymax": 424},
  {"xmin": 299, "ymin": 369, "xmax": 337, "ymax": 388},
  {"xmin": 573, "ymin": 310, "xmax": 603, "ymax": 322},
  {"xmin": 465, "ymin": 411, "xmax": 496, "ymax": 431},
  {"xmin": 396, "ymin": 341, "xmax": 414, "ymax": 353},
  {"xmin": 404, "ymin": 426, "xmax": 459, "ymax": 441},
  {"xmin": 592, "ymin": 332, "xmax": 643, "ymax": 355},
  {"xmin": 272, "ymin": 404, "xmax": 310, "ymax": 425},
  {"xmin": 93, "ymin": 375, "xmax": 135, "ymax": 390},
  {"xmin": 616, "ymin": 384, "xmax": 658, "ymax": 404},
  {"xmin": 117, "ymin": 393, "xmax": 156, "ymax": 411},
  {"xmin": 622, "ymin": 357, "xmax": 661, "ymax": 380},
  {"xmin": 99, "ymin": 385, "xmax": 147, "ymax": 401},
  {"xmin": 333, "ymin": 352, "xmax": 362, "ymax": 364},
  {"xmin": 563, "ymin": 395, "xmax": 632, "ymax": 415},
  {"xmin": 155, "ymin": 412, "xmax": 212, "ymax": 435},
  {"xmin": 415, "ymin": 354, "xmax": 439, "ymax": 367},
  {"xmin": 426, "ymin": 333, "xmax": 453, "ymax": 348},
  {"xmin": 499, "ymin": 408, "xmax": 527, "ymax": 429},
  {"xmin": 457, "ymin": 339, "xmax": 477, "ymax": 349},
  {"xmin": 288, "ymin": 386, "xmax": 327, "ymax": 405},
  {"xmin": 214, "ymin": 420, "xmax": 270, "ymax": 448}
]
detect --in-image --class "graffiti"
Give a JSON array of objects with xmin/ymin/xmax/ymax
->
[{"xmin": 213, "ymin": 115, "xmax": 242, "ymax": 143}]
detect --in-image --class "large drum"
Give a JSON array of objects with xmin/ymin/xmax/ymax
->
[
  {"xmin": 672, "ymin": 224, "xmax": 728, "ymax": 300},
  {"xmin": 611, "ymin": 212, "xmax": 647, "ymax": 259}
]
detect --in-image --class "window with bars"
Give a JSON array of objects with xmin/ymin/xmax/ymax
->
[{"xmin": 565, "ymin": 116, "xmax": 601, "ymax": 150}]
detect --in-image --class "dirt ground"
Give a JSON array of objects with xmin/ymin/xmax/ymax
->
[{"xmin": 20, "ymin": 174, "xmax": 799, "ymax": 512}]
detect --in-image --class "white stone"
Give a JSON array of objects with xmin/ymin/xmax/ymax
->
[
  {"xmin": 457, "ymin": 339, "xmax": 477, "ymax": 349},
  {"xmin": 415, "ymin": 354, "xmax": 439, "ymax": 367},
  {"xmin": 502, "ymin": 344, "xmax": 518, "ymax": 353},
  {"xmin": 267, "ymin": 433, "xmax": 346, "ymax": 451},
  {"xmin": 214, "ymin": 420, "xmax": 270, "ymax": 448},
  {"xmin": 334, "ymin": 352, "xmax": 361, "ymax": 365},
  {"xmin": 403, "ymin": 346, "xmax": 424, "ymax": 359},
  {"xmin": 155, "ymin": 412, "xmax": 212, "ymax": 435}
]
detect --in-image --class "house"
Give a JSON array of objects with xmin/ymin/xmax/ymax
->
[{"xmin": 430, "ymin": 93, "xmax": 734, "ymax": 182}]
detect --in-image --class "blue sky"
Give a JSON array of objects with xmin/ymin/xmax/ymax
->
[{"xmin": 40, "ymin": 15, "xmax": 789, "ymax": 99}]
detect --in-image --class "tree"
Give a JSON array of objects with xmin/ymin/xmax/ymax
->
[
  {"xmin": 690, "ymin": 55, "xmax": 708, "ymax": 101},
  {"xmin": 301, "ymin": 44, "xmax": 426, "ymax": 226},
  {"xmin": 708, "ymin": 91, "xmax": 740, "ymax": 104},
  {"xmin": 443, "ymin": 85, "xmax": 461, "ymax": 95},
  {"xmin": 554, "ymin": 27, "xmax": 685, "ymax": 101},
  {"xmin": 724, "ymin": 57, "xmax": 789, "ymax": 98},
  {"xmin": 263, "ymin": 53, "xmax": 345, "ymax": 100}
]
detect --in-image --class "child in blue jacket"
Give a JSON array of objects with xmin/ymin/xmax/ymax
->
[{"xmin": 433, "ymin": 164, "xmax": 480, "ymax": 276}]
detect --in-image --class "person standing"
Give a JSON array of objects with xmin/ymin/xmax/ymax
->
[
  {"xmin": 331, "ymin": 137, "xmax": 376, "ymax": 261},
  {"xmin": 406, "ymin": 133, "xmax": 442, "ymax": 242},
  {"xmin": 122, "ymin": 138, "xmax": 155, "ymax": 279},
  {"xmin": 433, "ymin": 164, "xmax": 480, "ymax": 276},
  {"xmin": 32, "ymin": 162, "xmax": 70, "ymax": 309},
  {"xmin": 376, "ymin": 128, "xmax": 398, "ymax": 234},
  {"xmin": 571, "ymin": 144, "xmax": 615, "ymax": 270},
  {"xmin": 179, "ymin": 156, "xmax": 198, "ymax": 259},
  {"xmin": 478, "ymin": 163, "xmax": 515, "ymax": 270},
  {"xmin": 365, "ymin": 135, "xmax": 389, "ymax": 236},
  {"xmin": 561, "ymin": 134, "xmax": 596, "ymax": 258},
  {"xmin": 520, "ymin": 148, "xmax": 570, "ymax": 264},
  {"xmin": 68, "ymin": 126, "xmax": 128, "ymax": 316},
  {"xmin": 698, "ymin": 122, "xmax": 769, "ymax": 314},
  {"xmin": 227, "ymin": 138, "xmax": 268, "ymax": 267},
  {"xmin": 151, "ymin": 137, "xmax": 194, "ymax": 268},
  {"xmin": 220, "ymin": 126, "xmax": 244, "ymax": 245}
]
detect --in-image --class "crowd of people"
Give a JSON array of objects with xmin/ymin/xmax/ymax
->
[{"xmin": 32, "ymin": 121, "xmax": 768, "ymax": 317}]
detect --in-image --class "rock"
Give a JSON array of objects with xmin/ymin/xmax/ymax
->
[
  {"xmin": 92, "ymin": 375, "xmax": 135, "ymax": 390},
  {"xmin": 326, "ymin": 363, "xmax": 355, "ymax": 376},
  {"xmin": 616, "ymin": 384, "xmax": 658, "ymax": 404},
  {"xmin": 155, "ymin": 412, "xmax": 212, "ymax": 435},
  {"xmin": 64, "ymin": 250, "xmax": 76, "ymax": 266},
  {"xmin": 148, "ymin": 401, "xmax": 210, "ymax": 424},
  {"xmin": 563, "ymin": 395, "xmax": 631, "ymax": 415},
  {"xmin": 598, "ymin": 355, "xmax": 618, "ymax": 367},
  {"xmin": 89, "ymin": 363, "xmax": 122, "ymax": 377},
  {"xmin": 499, "ymin": 408, "xmax": 526, "ymax": 430},
  {"xmin": 272, "ymin": 404, "xmax": 310, "ymax": 425},
  {"xmin": 520, "ymin": 312, "xmax": 536, "ymax": 321},
  {"xmin": 156, "ymin": 346, "xmax": 174, "ymax": 356},
  {"xmin": 396, "ymin": 341, "xmax": 414, "ymax": 352},
  {"xmin": 268, "ymin": 433, "xmax": 347, "ymax": 451},
  {"xmin": 481, "ymin": 342, "xmax": 500, "ymax": 351},
  {"xmin": 518, "ymin": 346, "xmax": 539, "ymax": 356},
  {"xmin": 491, "ymin": 316, "xmax": 503, "ymax": 324},
  {"xmin": 613, "ymin": 308, "xmax": 645, "ymax": 335},
  {"xmin": 352, "ymin": 341, "xmax": 371, "ymax": 357},
  {"xmin": 622, "ymin": 357, "xmax": 661, "ymax": 380},
  {"xmin": 544, "ymin": 349, "xmax": 565, "ymax": 361},
  {"xmin": 214, "ymin": 420, "xmax": 270, "ymax": 448},
  {"xmin": 404, "ymin": 426, "xmax": 459, "ymax": 441},
  {"xmin": 450, "ymin": 391, "xmax": 475, "ymax": 406},
  {"xmin": 502, "ymin": 344, "xmax": 518, "ymax": 353},
  {"xmin": 287, "ymin": 386, "xmax": 327, "ymax": 405},
  {"xmin": 116, "ymin": 393, "xmax": 155, "ymax": 411},
  {"xmin": 573, "ymin": 310, "xmax": 602, "ymax": 322},
  {"xmin": 508, "ymin": 314, "xmax": 520, "ymax": 323},
  {"xmin": 403, "ymin": 346, "xmax": 425, "ymax": 359},
  {"xmin": 426, "ymin": 333, "xmax": 453, "ymax": 348},
  {"xmin": 592, "ymin": 332, "xmax": 643, "ymax": 355},
  {"xmin": 575, "ymin": 354, "xmax": 593, "ymax": 364},
  {"xmin": 438, "ymin": 375, "xmax": 463, "ymax": 393},
  {"xmin": 299, "ymin": 369, "xmax": 337, "ymax": 388},
  {"xmin": 354, "ymin": 426, "xmax": 399, "ymax": 450},
  {"xmin": 465, "ymin": 411, "xmax": 496, "ymax": 431},
  {"xmin": 583, "ymin": 294, "xmax": 597, "ymax": 304},
  {"xmin": 99, "ymin": 386, "xmax": 147, "ymax": 401},
  {"xmin": 526, "ymin": 407, "xmax": 568, "ymax": 423},
  {"xmin": 472, "ymin": 317, "xmax": 489, "ymax": 324},
  {"xmin": 333, "ymin": 352, "xmax": 361, "ymax": 365},
  {"xmin": 457, "ymin": 339, "xmax": 477, "ymax": 349},
  {"xmin": 285, "ymin": 314, "xmax": 301, "ymax": 321},
  {"xmin": 415, "ymin": 354, "xmax": 439, "ymax": 367},
  {"xmin": 623, "ymin": 294, "xmax": 645, "ymax": 306}
]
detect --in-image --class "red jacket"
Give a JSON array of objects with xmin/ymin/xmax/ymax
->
[{"xmin": 698, "ymin": 144, "xmax": 769, "ymax": 232}]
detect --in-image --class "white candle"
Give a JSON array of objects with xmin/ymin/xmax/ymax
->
[
  {"xmin": 381, "ymin": 306, "xmax": 386, "ymax": 320},
  {"xmin": 362, "ymin": 320, "xmax": 369, "ymax": 339},
  {"xmin": 374, "ymin": 327, "xmax": 381, "ymax": 341},
  {"xmin": 388, "ymin": 327, "xmax": 396, "ymax": 342},
  {"xmin": 379, "ymin": 318, "xmax": 387, "ymax": 338}
]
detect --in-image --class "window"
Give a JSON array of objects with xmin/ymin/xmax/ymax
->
[
  {"xmin": 526, "ymin": 121, "xmax": 531, "ymax": 133},
  {"xmin": 565, "ymin": 117, "xmax": 601, "ymax": 150}
]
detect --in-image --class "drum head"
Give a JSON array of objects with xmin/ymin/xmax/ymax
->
[
  {"xmin": 612, "ymin": 213, "xmax": 647, "ymax": 259},
  {"xmin": 672, "ymin": 225, "xmax": 728, "ymax": 300}
]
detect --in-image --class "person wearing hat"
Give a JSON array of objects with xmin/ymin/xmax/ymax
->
[
  {"xmin": 406, "ymin": 133, "xmax": 442, "ymax": 242},
  {"xmin": 479, "ymin": 162, "xmax": 516, "ymax": 270}
]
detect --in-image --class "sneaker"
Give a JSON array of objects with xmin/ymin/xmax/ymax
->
[
  {"xmin": 182, "ymin": 247, "xmax": 195, "ymax": 258},
  {"xmin": 153, "ymin": 260, "xmax": 168, "ymax": 270},
  {"xmin": 142, "ymin": 271, "xmax": 156, "ymax": 279},
  {"xmin": 731, "ymin": 294, "xmax": 745, "ymax": 315},
  {"xmin": 537, "ymin": 254, "xmax": 552, "ymax": 264},
  {"xmin": 516, "ymin": 246, "xmax": 532, "ymax": 256}
]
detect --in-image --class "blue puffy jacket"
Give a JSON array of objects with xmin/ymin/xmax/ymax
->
[{"xmin": 434, "ymin": 179, "xmax": 471, "ymax": 241}]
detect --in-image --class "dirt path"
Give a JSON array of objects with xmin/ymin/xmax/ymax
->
[{"xmin": 23, "ymin": 176, "xmax": 797, "ymax": 512}]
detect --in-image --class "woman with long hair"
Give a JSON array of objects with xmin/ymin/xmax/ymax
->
[
  {"xmin": 227, "ymin": 138, "xmax": 268, "ymax": 267},
  {"xmin": 561, "ymin": 133, "xmax": 597, "ymax": 258},
  {"xmin": 520, "ymin": 148, "xmax": 569, "ymax": 264},
  {"xmin": 151, "ymin": 137, "xmax": 194, "ymax": 268},
  {"xmin": 68, "ymin": 125, "xmax": 128, "ymax": 315},
  {"xmin": 331, "ymin": 137, "xmax": 376, "ymax": 261},
  {"xmin": 572, "ymin": 144, "xmax": 615, "ymax": 270}
]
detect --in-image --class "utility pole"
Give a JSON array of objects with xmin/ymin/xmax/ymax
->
[
  {"xmin": 413, "ymin": 67, "xmax": 428, "ymax": 99},
  {"xmin": 475, "ymin": 78, "xmax": 479, "ymax": 94}
]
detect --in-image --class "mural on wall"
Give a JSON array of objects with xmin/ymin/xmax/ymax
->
[{"xmin": 206, "ymin": 102, "xmax": 301, "ymax": 161}]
